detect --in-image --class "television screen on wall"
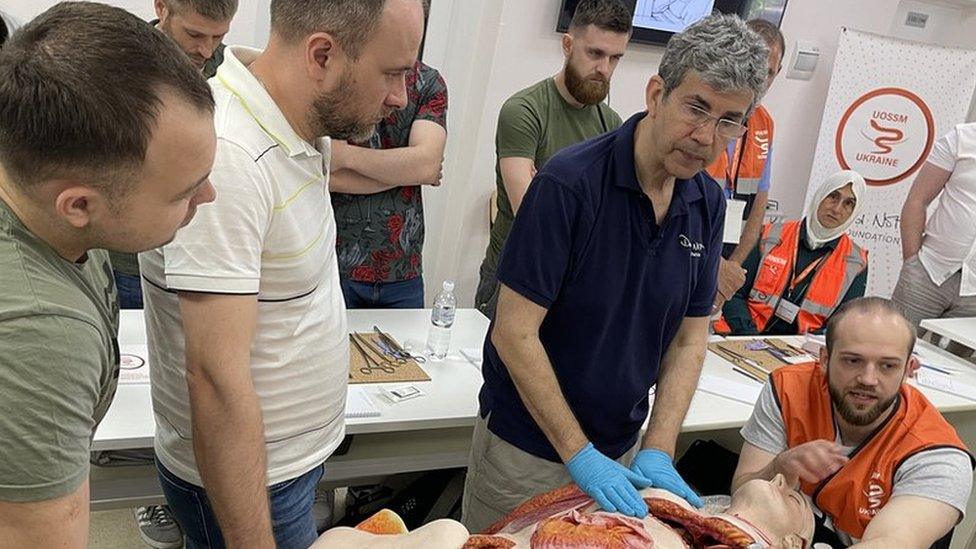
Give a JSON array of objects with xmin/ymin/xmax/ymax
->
[{"xmin": 556, "ymin": 0, "xmax": 789, "ymax": 47}]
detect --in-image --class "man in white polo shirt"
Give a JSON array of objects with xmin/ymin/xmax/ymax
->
[
  {"xmin": 894, "ymin": 122, "xmax": 976, "ymax": 329},
  {"xmin": 139, "ymin": 0, "xmax": 425, "ymax": 547}
]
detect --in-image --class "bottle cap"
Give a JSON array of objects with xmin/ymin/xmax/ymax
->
[{"xmin": 443, "ymin": 280, "xmax": 455, "ymax": 292}]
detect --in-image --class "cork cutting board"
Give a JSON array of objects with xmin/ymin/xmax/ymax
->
[
  {"xmin": 348, "ymin": 332, "xmax": 430, "ymax": 384},
  {"xmin": 707, "ymin": 338, "xmax": 814, "ymax": 382}
]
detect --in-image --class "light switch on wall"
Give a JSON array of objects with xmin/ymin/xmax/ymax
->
[{"xmin": 786, "ymin": 40, "xmax": 821, "ymax": 81}]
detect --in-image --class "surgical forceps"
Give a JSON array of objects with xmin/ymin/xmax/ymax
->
[{"xmin": 351, "ymin": 333, "xmax": 396, "ymax": 375}]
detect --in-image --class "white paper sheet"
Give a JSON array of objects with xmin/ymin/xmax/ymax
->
[
  {"xmin": 345, "ymin": 387, "xmax": 381, "ymax": 418},
  {"xmin": 459, "ymin": 347, "xmax": 483, "ymax": 367},
  {"xmin": 696, "ymin": 373, "xmax": 763, "ymax": 405},
  {"xmin": 916, "ymin": 369, "xmax": 976, "ymax": 402}
]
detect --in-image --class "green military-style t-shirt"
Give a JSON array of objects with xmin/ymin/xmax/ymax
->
[
  {"xmin": 483, "ymin": 77, "xmax": 623, "ymax": 270},
  {"xmin": 0, "ymin": 200, "xmax": 120, "ymax": 502}
]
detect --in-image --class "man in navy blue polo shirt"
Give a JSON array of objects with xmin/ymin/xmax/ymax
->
[{"xmin": 461, "ymin": 14, "xmax": 771, "ymax": 533}]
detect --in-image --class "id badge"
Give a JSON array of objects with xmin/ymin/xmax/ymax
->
[
  {"xmin": 774, "ymin": 299, "xmax": 800, "ymax": 323},
  {"xmin": 723, "ymin": 199, "xmax": 747, "ymax": 244}
]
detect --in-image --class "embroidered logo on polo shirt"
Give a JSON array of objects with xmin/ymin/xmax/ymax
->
[{"xmin": 679, "ymin": 234, "xmax": 705, "ymax": 258}]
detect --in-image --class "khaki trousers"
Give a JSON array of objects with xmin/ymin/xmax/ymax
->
[
  {"xmin": 460, "ymin": 414, "xmax": 638, "ymax": 534},
  {"xmin": 892, "ymin": 255, "xmax": 976, "ymax": 328}
]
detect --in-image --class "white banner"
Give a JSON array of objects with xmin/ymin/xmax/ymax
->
[{"xmin": 805, "ymin": 28, "xmax": 976, "ymax": 297}]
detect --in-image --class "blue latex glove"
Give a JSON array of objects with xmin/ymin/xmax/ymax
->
[
  {"xmin": 566, "ymin": 443, "xmax": 652, "ymax": 518},
  {"xmin": 630, "ymin": 448, "xmax": 704, "ymax": 508}
]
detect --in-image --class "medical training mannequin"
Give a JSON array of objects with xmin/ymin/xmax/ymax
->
[
  {"xmin": 716, "ymin": 170, "xmax": 869, "ymax": 336},
  {"xmin": 312, "ymin": 474, "xmax": 814, "ymax": 548}
]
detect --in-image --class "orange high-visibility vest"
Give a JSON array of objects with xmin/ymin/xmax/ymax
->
[
  {"xmin": 746, "ymin": 220, "xmax": 866, "ymax": 334},
  {"xmin": 771, "ymin": 362, "xmax": 973, "ymax": 539},
  {"xmin": 706, "ymin": 105, "xmax": 773, "ymax": 219}
]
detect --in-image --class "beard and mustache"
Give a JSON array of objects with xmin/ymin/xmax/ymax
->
[
  {"xmin": 564, "ymin": 58, "xmax": 610, "ymax": 106},
  {"xmin": 159, "ymin": 18, "xmax": 209, "ymax": 69},
  {"xmin": 827, "ymin": 378, "xmax": 899, "ymax": 427},
  {"xmin": 310, "ymin": 67, "xmax": 392, "ymax": 142}
]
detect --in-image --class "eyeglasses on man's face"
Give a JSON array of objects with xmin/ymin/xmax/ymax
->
[{"xmin": 677, "ymin": 102, "xmax": 748, "ymax": 140}]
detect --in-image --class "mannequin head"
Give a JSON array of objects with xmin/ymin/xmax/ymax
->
[{"xmin": 727, "ymin": 474, "xmax": 815, "ymax": 546}]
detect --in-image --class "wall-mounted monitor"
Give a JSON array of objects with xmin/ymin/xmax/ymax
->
[{"xmin": 556, "ymin": 0, "xmax": 789, "ymax": 47}]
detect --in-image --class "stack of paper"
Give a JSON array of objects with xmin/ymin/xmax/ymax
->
[
  {"xmin": 459, "ymin": 348, "xmax": 483, "ymax": 367},
  {"xmin": 345, "ymin": 387, "xmax": 381, "ymax": 418},
  {"xmin": 916, "ymin": 369, "xmax": 976, "ymax": 402}
]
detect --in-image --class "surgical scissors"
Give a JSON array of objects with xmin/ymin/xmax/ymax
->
[{"xmin": 373, "ymin": 325, "xmax": 427, "ymax": 363}]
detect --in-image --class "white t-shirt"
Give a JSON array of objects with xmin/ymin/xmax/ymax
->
[
  {"xmin": 140, "ymin": 46, "xmax": 349, "ymax": 486},
  {"xmin": 919, "ymin": 122, "xmax": 976, "ymax": 296}
]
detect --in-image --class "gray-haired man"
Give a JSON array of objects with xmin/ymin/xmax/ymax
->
[{"xmin": 462, "ymin": 14, "xmax": 769, "ymax": 532}]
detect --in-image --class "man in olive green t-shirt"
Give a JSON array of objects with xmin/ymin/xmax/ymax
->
[
  {"xmin": 475, "ymin": 0, "xmax": 632, "ymax": 317},
  {"xmin": 0, "ymin": 5, "xmax": 216, "ymax": 545}
]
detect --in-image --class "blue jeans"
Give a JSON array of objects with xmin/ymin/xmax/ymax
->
[
  {"xmin": 113, "ymin": 271, "xmax": 143, "ymax": 309},
  {"xmin": 156, "ymin": 459, "xmax": 324, "ymax": 549},
  {"xmin": 340, "ymin": 276, "xmax": 424, "ymax": 309}
]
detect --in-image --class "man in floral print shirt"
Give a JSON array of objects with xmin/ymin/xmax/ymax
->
[{"xmin": 330, "ymin": 59, "xmax": 448, "ymax": 308}]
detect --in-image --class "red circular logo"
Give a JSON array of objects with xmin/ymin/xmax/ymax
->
[{"xmin": 834, "ymin": 88, "xmax": 934, "ymax": 187}]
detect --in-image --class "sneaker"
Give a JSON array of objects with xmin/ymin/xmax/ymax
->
[
  {"xmin": 133, "ymin": 505, "xmax": 183, "ymax": 549},
  {"xmin": 312, "ymin": 485, "xmax": 335, "ymax": 533}
]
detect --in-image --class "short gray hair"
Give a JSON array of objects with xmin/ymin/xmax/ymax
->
[
  {"xmin": 658, "ymin": 14, "xmax": 768, "ymax": 110},
  {"xmin": 270, "ymin": 0, "xmax": 386, "ymax": 58},
  {"xmin": 167, "ymin": 0, "xmax": 238, "ymax": 21}
]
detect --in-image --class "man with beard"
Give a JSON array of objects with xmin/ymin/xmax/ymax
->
[
  {"xmin": 139, "ymin": 0, "xmax": 425, "ymax": 546},
  {"xmin": 462, "ymin": 14, "xmax": 769, "ymax": 533},
  {"xmin": 154, "ymin": 0, "xmax": 236, "ymax": 77},
  {"xmin": 474, "ymin": 0, "xmax": 631, "ymax": 318},
  {"xmin": 329, "ymin": 0, "xmax": 448, "ymax": 308},
  {"xmin": 733, "ymin": 297, "xmax": 973, "ymax": 547}
]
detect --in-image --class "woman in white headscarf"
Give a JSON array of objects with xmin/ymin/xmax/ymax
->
[{"xmin": 715, "ymin": 170, "xmax": 869, "ymax": 335}]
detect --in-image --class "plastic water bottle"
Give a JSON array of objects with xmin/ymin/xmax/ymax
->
[{"xmin": 426, "ymin": 280, "xmax": 456, "ymax": 361}]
